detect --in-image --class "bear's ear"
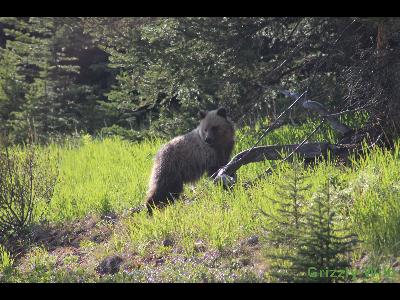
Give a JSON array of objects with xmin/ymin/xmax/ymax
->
[
  {"xmin": 217, "ymin": 107, "xmax": 227, "ymax": 118},
  {"xmin": 198, "ymin": 110, "xmax": 207, "ymax": 119}
]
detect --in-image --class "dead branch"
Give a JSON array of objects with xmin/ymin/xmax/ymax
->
[
  {"xmin": 281, "ymin": 91, "xmax": 353, "ymax": 135},
  {"xmin": 303, "ymin": 100, "xmax": 353, "ymax": 135},
  {"xmin": 212, "ymin": 142, "xmax": 331, "ymax": 179},
  {"xmin": 212, "ymin": 91, "xmax": 358, "ymax": 187}
]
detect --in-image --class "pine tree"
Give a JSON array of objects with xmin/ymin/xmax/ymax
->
[
  {"xmin": 261, "ymin": 160, "xmax": 309, "ymax": 282},
  {"xmin": 0, "ymin": 17, "xmax": 111, "ymax": 143},
  {"xmin": 0, "ymin": 17, "xmax": 30, "ymax": 140},
  {"xmin": 263, "ymin": 163, "xmax": 358, "ymax": 282},
  {"xmin": 294, "ymin": 178, "xmax": 358, "ymax": 282}
]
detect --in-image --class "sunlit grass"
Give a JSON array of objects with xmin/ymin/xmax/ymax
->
[
  {"xmin": 37, "ymin": 135, "xmax": 164, "ymax": 221},
  {"xmin": 25, "ymin": 121, "xmax": 337, "ymax": 259},
  {"xmin": 7, "ymin": 113, "xmax": 400, "ymax": 279}
]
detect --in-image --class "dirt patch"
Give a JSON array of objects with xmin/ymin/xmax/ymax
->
[
  {"xmin": 5, "ymin": 214, "xmax": 116, "ymax": 262},
  {"xmin": 6, "ymin": 218, "xmax": 270, "ymax": 282},
  {"xmin": 51, "ymin": 246, "xmax": 85, "ymax": 267},
  {"xmin": 31, "ymin": 215, "xmax": 113, "ymax": 250}
]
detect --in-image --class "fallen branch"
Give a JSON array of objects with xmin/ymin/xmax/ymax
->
[
  {"xmin": 212, "ymin": 91, "xmax": 358, "ymax": 188},
  {"xmin": 212, "ymin": 142, "xmax": 330, "ymax": 180}
]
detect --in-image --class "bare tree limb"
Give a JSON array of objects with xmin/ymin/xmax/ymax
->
[
  {"xmin": 212, "ymin": 142, "xmax": 331, "ymax": 180},
  {"xmin": 212, "ymin": 91, "xmax": 357, "ymax": 187},
  {"xmin": 281, "ymin": 91, "xmax": 353, "ymax": 135},
  {"xmin": 303, "ymin": 100, "xmax": 353, "ymax": 135}
]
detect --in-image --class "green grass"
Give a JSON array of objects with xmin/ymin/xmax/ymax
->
[
  {"xmin": 41, "ymin": 123, "xmax": 400, "ymax": 252},
  {"xmin": 2, "ymin": 114, "xmax": 400, "ymax": 282},
  {"xmin": 35, "ymin": 134, "xmax": 164, "ymax": 221},
  {"xmin": 34, "ymin": 118, "xmax": 400, "ymax": 257}
]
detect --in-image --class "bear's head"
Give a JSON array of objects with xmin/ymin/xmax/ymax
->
[{"xmin": 198, "ymin": 107, "xmax": 234, "ymax": 147}]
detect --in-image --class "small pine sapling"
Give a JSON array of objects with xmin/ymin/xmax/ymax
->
[
  {"xmin": 294, "ymin": 177, "xmax": 358, "ymax": 282},
  {"xmin": 261, "ymin": 159, "xmax": 310, "ymax": 282}
]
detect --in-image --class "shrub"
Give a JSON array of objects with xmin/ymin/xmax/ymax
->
[
  {"xmin": 0, "ymin": 244, "xmax": 14, "ymax": 279},
  {"xmin": 0, "ymin": 142, "xmax": 58, "ymax": 238}
]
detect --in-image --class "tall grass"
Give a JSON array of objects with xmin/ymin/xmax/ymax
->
[
  {"xmin": 15, "ymin": 114, "xmax": 400, "ymax": 259},
  {"xmin": 37, "ymin": 135, "xmax": 164, "ymax": 221},
  {"xmin": 349, "ymin": 142, "xmax": 400, "ymax": 256}
]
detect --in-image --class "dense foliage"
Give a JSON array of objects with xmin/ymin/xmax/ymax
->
[
  {"xmin": 1, "ymin": 17, "xmax": 400, "ymax": 143},
  {"xmin": 0, "ymin": 17, "xmax": 113, "ymax": 143}
]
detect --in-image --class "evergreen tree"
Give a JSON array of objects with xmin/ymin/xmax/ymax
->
[
  {"xmin": 261, "ymin": 160, "xmax": 309, "ymax": 282},
  {"xmin": 0, "ymin": 17, "xmax": 112, "ymax": 143},
  {"xmin": 0, "ymin": 17, "xmax": 30, "ymax": 140},
  {"xmin": 294, "ymin": 178, "xmax": 358, "ymax": 282},
  {"xmin": 263, "ymin": 172, "xmax": 358, "ymax": 282}
]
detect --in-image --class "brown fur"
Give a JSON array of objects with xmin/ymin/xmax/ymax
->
[{"xmin": 145, "ymin": 108, "xmax": 235, "ymax": 214}]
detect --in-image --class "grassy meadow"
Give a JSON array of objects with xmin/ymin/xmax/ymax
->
[{"xmin": 1, "ymin": 115, "xmax": 400, "ymax": 283}]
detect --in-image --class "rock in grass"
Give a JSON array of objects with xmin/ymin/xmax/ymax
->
[
  {"xmin": 97, "ymin": 255, "xmax": 123, "ymax": 275},
  {"xmin": 162, "ymin": 238, "xmax": 174, "ymax": 247},
  {"xmin": 247, "ymin": 235, "xmax": 259, "ymax": 246},
  {"xmin": 101, "ymin": 212, "xmax": 118, "ymax": 223},
  {"xmin": 155, "ymin": 258, "xmax": 165, "ymax": 266}
]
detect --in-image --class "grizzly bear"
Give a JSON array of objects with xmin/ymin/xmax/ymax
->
[{"xmin": 145, "ymin": 107, "xmax": 235, "ymax": 214}]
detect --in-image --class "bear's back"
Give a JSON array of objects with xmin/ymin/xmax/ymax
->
[{"xmin": 154, "ymin": 129, "xmax": 218, "ymax": 183}]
